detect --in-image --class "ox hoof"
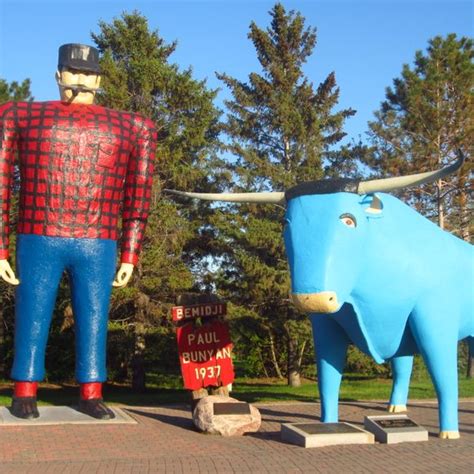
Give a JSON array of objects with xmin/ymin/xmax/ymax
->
[
  {"xmin": 388, "ymin": 404, "xmax": 407, "ymax": 413},
  {"xmin": 439, "ymin": 431, "xmax": 460, "ymax": 440}
]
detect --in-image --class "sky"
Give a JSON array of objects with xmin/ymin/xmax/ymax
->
[{"xmin": 0, "ymin": 0, "xmax": 472, "ymax": 143}]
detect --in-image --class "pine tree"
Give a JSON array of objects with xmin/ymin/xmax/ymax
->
[
  {"xmin": 91, "ymin": 12, "xmax": 224, "ymax": 389},
  {"xmin": 214, "ymin": 3, "xmax": 355, "ymax": 386},
  {"xmin": 367, "ymin": 34, "xmax": 473, "ymax": 378},
  {"xmin": 0, "ymin": 78, "xmax": 33, "ymax": 103},
  {"xmin": 367, "ymin": 34, "xmax": 473, "ymax": 238}
]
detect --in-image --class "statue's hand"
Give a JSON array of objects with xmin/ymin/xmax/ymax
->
[
  {"xmin": 0, "ymin": 259, "xmax": 20, "ymax": 285},
  {"xmin": 113, "ymin": 263, "xmax": 134, "ymax": 288}
]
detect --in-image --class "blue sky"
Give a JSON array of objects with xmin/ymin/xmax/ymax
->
[{"xmin": 0, "ymin": 0, "xmax": 472, "ymax": 143}]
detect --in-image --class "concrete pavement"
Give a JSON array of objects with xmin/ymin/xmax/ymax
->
[{"xmin": 0, "ymin": 400, "xmax": 472, "ymax": 473}]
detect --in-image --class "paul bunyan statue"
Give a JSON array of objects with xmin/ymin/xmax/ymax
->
[
  {"xmin": 0, "ymin": 44, "xmax": 156, "ymax": 419},
  {"xmin": 168, "ymin": 153, "xmax": 473, "ymax": 439}
]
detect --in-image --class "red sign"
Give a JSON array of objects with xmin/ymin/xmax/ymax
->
[
  {"xmin": 172, "ymin": 303, "xmax": 227, "ymax": 322},
  {"xmin": 176, "ymin": 320, "xmax": 235, "ymax": 390}
]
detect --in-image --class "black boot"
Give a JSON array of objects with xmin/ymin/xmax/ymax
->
[
  {"xmin": 10, "ymin": 396, "xmax": 40, "ymax": 419},
  {"xmin": 78, "ymin": 398, "xmax": 115, "ymax": 420}
]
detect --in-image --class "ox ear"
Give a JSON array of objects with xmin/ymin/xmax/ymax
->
[{"xmin": 361, "ymin": 194, "xmax": 384, "ymax": 217}]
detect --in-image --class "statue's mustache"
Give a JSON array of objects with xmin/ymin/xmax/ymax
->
[{"xmin": 57, "ymin": 81, "xmax": 100, "ymax": 93}]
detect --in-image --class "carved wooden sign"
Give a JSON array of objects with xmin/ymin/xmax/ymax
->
[
  {"xmin": 172, "ymin": 303, "xmax": 226, "ymax": 322},
  {"xmin": 173, "ymin": 301, "xmax": 234, "ymax": 390}
]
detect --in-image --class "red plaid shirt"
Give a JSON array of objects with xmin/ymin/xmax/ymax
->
[{"xmin": 0, "ymin": 101, "xmax": 156, "ymax": 265}]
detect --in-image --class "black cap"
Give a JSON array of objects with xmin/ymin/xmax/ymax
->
[{"xmin": 58, "ymin": 44, "xmax": 100, "ymax": 74}]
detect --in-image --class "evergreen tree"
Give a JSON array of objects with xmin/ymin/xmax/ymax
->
[
  {"xmin": 91, "ymin": 12, "xmax": 223, "ymax": 389},
  {"xmin": 367, "ymin": 34, "xmax": 473, "ymax": 239},
  {"xmin": 0, "ymin": 78, "xmax": 33, "ymax": 103},
  {"xmin": 214, "ymin": 3, "xmax": 355, "ymax": 386},
  {"xmin": 367, "ymin": 34, "xmax": 473, "ymax": 378}
]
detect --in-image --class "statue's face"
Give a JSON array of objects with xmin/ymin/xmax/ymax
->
[{"xmin": 56, "ymin": 68, "xmax": 101, "ymax": 104}]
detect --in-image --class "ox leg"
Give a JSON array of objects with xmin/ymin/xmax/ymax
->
[
  {"xmin": 388, "ymin": 355, "xmax": 413, "ymax": 413},
  {"xmin": 310, "ymin": 314, "xmax": 350, "ymax": 423},
  {"xmin": 409, "ymin": 309, "xmax": 459, "ymax": 438}
]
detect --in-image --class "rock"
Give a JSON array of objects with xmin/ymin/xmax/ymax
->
[{"xmin": 192, "ymin": 395, "xmax": 261, "ymax": 436}]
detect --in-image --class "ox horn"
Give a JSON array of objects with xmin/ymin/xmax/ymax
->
[
  {"xmin": 358, "ymin": 150, "xmax": 466, "ymax": 195},
  {"xmin": 164, "ymin": 190, "xmax": 286, "ymax": 205}
]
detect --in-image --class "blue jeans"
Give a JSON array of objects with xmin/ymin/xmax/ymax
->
[{"xmin": 11, "ymin": 235, "xmax": 117, "ymax": 383}]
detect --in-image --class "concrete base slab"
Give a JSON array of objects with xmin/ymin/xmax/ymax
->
[
  {"xmin": 364, "ymin": 415, "xmax": 428, "ymax": 444},
  {"xmin": 0, "ymin": 406, "xmax": 137, "ymax": 426},
  {"xmin": 281, "ymin": 422, "xmax": 374, "ymax": 448}
]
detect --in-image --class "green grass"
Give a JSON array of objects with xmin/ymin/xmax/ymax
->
[
  {"xmin": 232, "ymin": 374, "xmax": 474, "ymax": 403},
  {"xmin": 1, "ymin": 373, "xmax": 472, "ymax": 407}
]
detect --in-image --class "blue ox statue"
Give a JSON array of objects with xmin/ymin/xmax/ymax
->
[{"xmin": 167, "ymin": 154, "xmax": 473, "ymax": 439}]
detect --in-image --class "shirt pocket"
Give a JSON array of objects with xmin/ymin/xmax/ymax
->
[{"xmin": 96, "ymin": 141, "xmax": 118, "ymax": 169}]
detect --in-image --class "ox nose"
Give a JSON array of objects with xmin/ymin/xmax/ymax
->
[{"xmin": 291, "ymin": 291, "xmax": 340, "ymax": 313}]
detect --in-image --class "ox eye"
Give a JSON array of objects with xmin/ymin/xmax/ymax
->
[{"xmin": 340, "ymin": 213, "xmax": 357, "ymax": 228}]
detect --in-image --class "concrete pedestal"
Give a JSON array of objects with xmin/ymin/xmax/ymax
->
[
  {"xmin": 364, "ymin": 415, "xmax": 428, "ymax": 444},
  {"xmin": 281, "ymin": 422, "xmax": 374, "ymax": 448},
  {"xmin": 0, "ymin": 406, "xmax": 136, "ymax": 426}
]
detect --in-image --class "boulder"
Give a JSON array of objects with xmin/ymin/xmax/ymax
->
[{"xmin": 192, "ymin": 395, "xmax": 261, "ymax": 436}]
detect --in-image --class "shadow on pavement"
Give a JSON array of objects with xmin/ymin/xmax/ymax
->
[
  {"xmin": 125, "ymin": 407, "xmax": 195, "ymax": 431},
  {"xmin": 338, "ymin": 401, "xmax": 387, "ymax": 412},
  {"xmin": 247, "ymin": 430, "xmax": 287, "ymax": 444},
  {"xmin": 257, "ymin": 406, "xmax": 320, "ymax": 423}
]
